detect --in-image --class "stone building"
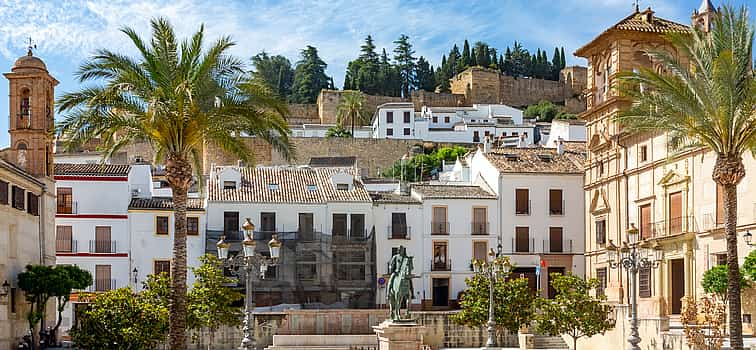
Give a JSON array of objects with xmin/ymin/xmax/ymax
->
[
  {"xmin": 577, "ymin": 2, "xmax": 756, "ymax": 350},
  {"xmin": 0, "ymin": 49, "xmax": 57, "ymax": 348}
]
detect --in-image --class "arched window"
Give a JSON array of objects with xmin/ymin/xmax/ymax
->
[
  {"xmin": 17, "ymin": 142, "xmax": 27, "ymax": 150},
  {"xmin": 19, "ymin": 88, "xmax": 30, "ymax": 118}
]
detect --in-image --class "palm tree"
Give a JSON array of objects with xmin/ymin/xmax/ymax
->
[
  {"xmin": 56, "ymin": 18, "xmax": 293, "ymax": 350},
  {"xmin": 336, "ymin": 90, "xmax": 368, "ymax": 135},
  {"xmin": 617, "ymin": 6, "xmax": 755, "ymax": 349},
  {"xmin": 325, "ymin": 125, "xmax": 353, "ymax": 138}
]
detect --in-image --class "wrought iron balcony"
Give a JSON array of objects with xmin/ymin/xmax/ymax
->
[
  {"xmin": 388, "ymin": 226, "xmax": 411, "ymax": 240},
  {"xmin": 431, "ymin": 221, "xmax": 449, "ymax": 235},
  {"xmin": 471, "ymin": 222, "xmax": 489, "ymax": 235},
  {"xmin": 89, "ymin": 240, "xmax": 116, "ymax": 254}
]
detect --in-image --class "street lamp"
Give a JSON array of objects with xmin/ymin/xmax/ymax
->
[
  {"xmin": 606, "ymin": 223, "xmax": 662, "ymax": 350},
  {"xmin": 472, "ymin": 240, "xmax": 510, "ymax": 348},
  {"xmin": 744, "ymin": 231, "xmax": 754, "ymax": 247},
  {"xmin": 216, "ymin": 218, "xmax": 281, "ymax": 350},
  {"xmin": 132, "ymin": 267, "xmax": 139, "ymax": 286}
]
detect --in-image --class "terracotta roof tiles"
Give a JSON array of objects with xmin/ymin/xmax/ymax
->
[
  {"xmin": 54, "ymin": 163, "xmax": 131, "ymax": 177},
  {"xmin": 484, "ymin": 146, "xmax": 585, "ymax": 174},
  {"xmin": 129, "ymin": 197, "xmax": 205, "ymax": 211},
  {"xmin": 411, "ymin": 183, "xmax": 497, "ymax": 200}
]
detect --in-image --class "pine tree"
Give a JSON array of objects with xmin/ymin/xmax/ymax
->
[
  {"xmin": 393, "ymin": 34, "xmax": 417, "ymax": 98},
  {"xmin": 251, "ymin": 51, "xmax": 294, "ymax": 98},
  {"xmin": 499, "ymin": 54, "xmax": 505, "ymax": 73},
  {"xmin": 416, "ymin": 56, "xmax": 435, "ymax": 92},
  {"xmin": 474, "ymin": 41, "xmax": 489, "ymax": 68},
  {"xmin": 378, "ymin": 48, "xmax": 401, "ymax": 96},
  {"xmin": 489, "ymin": 48, "xmax": 498, "ymax": 69},
  {"xmin": 290, "ymin": 45, "xmax": 331, "ymax": 103}
]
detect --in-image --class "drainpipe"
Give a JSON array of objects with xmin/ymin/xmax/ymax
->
[
  {"xmin": 616, "ymin": 136, "xmax": 630, "ymax": 305},
  {"xmin": 39, "ymin": 184, "xmax": 47, "ymax": 265}
]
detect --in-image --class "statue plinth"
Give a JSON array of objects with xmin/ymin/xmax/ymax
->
[{"xmin": 373, "ymin": 320, "xmax": 427, "ymax": 350}]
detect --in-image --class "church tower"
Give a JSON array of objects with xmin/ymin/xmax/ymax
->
[
  {"xmin": 692, "ymin": 0, "xmax": 718, "ymax": 32},
  {"xmin": 3, "ymin": 47, "xmax": 57, "ymax": 178}
]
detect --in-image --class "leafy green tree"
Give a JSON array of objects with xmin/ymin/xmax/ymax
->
[
  {"xmin": 510, "ymin": 41, "xmax": 531, "ymax": 78},
  {"xmin": 188, "ymin": 255, "xmax": 243, "ymax": 349},
  {"xmin": 380, "ymin": 146, "xmax": 468, "ymax": 181},
  {"xmin": 447, "ymin": 44, "xmax": 461, "ymax": 77},
  {"xmin": 18, "ymin": 265, "xmax": 58, "ymax": 349},
  {"xmin": 452, "ymin": 272, "xmax": 537, "ymax": 335},
  {"xmin": 702, "ymin": 265, "xmax": 750, "ymax": 301},
  {"xmin": 377, "ymin": 49, "xmax": 401, "ymax": 97},
  {"xmin": 393, "ymin": 34, "xmax": 417, "ymax": 97},
  {"xmin": 416, "ymin": 56, "xmax": 436, "ymax": 92},
  {"xmin": 250, "ymin": 51, "xmax": 294, "ymax": 98},
  {"xmin": 535, "ymin": 273, "xmax": 615, "ymax": 350},
  {"xmin": 524, "ymin": 100, "xmax": 561, "ymax": 122},
  {"xmin": 326, "ymin": 125, "xmax": 352, "ymax": 138},
  {"xmin": 336, "ymin": 90, "xmax": 368, "ymax": 135},
  {"xmin": 744, "ymin": 250, "xmax": 756, "ymax": 281},
  {"xmin": 56, "ymin": 18, "xmax": 293, "ymax": 349},
  {"xmin": 51, "ymin": 265, "xmax": 92, "ymax": 341},
  {"xmin": 344, "ymin": 35, "xmax": 382, "ymax": 94},
  {"xmin": 291, "ymin": 45, "xmax": 331, "ymax": 103},
  {"xmin": 616, "ymin": 7, "xmax": 756, "ymax": 348},
  {"xmin": 70, "ymin": 288, "xmax": 169, "ymax": 350}
]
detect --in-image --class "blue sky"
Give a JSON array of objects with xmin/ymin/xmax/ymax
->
[{"xmin": 0, "ymin": 0, "xmax": 752, "ymax": 147}]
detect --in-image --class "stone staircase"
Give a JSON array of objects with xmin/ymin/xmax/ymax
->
[{"xmin": 533, "ymin": 334, "xmax": 570, "ymax": 349}]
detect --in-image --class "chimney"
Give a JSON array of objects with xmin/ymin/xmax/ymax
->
[
  {"xmin": 557, "ymin": 138, "xmax": 565, "ymax": 156},
  {"xmin": 483, "ymin": 135, "xmax": 492, "ymax": 153}
]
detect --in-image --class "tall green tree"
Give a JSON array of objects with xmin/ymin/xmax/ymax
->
[
  {"xmin": 536, "ymin": 274, "xmax": 615, "ymax": 350},
  {"xmin": 51, "ymin": 265, "xmax": 92, "ymax": 342},
  {"xmin": 291, "ymin": 45, "xmax": 331, "ymax": 103},
  {"xmin": 460, "ymin": 39, "xmax": 471, "ymax": 70},
  {"xmin": 552, "ymin": 47, "xmax": 562, "ymax": 80},
  {"xmin": 18, "ymin": 265, "xmax": 58, "ymax": 350},
  {"xmin": 416, "ymin": 56, "xmax": 436, "ymax": 92},
  {"xmin": 617, "ymin": 6, "xmax": 756, "ymax": 348},
  {"xmin": 336, "ymin": 90, "xmax": 368, "ymax": 135},
  {"xmin": 702, "ymin": 264, "xmax": 750, "ymax": 301},
  {"xmin": 56, "ymin": 18, "xmax": 293, "ymax": 350},
  {"xmin": 188, "ymin": 255, "xmax": 243, "ymax": 350},
  {"xmin": 393, "ymin": 34, "xmax": 417, "ymax": 97},
  {"xmin": 448, "ymin": 44, "xmax": 461, "ymax": 77},
  {"xmin": 344, "ymin": 35, "xmax": 381, "ymax": 94},
  {"xmin": 560, "ymin": 47, "xmax": 566, "ymax": 69},
  {"xmin": 250, "ymin": 51, "xmax": 294, "ymax": 98},
  {"xmin": 378, "ymin": 48, "xmax": 401, "ymax": 96}
]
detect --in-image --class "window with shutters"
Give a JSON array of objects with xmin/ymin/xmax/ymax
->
[
  {"xmin": 640, "ymin": 204, "xmax": 652, "ymax": 239},
  {"xmin": 57, "ymin": 187, "xmax": 73, "ymax": 214},
  {"xmin": 350, "ymin": 214, "xmax": 365, "ymax": 239},
  {"xmin": 639, "ymin": 266, "xmax": 652, "ymax": 298},
  {"xmin": 391, "ymin": 213, "xmax": 408, "ymax": 239},
  {"xmin": 260, "ymin": 212, "xmax": 276, "ymax": 232},
  {"xmin": 94, "ymin": 226, "xmax": 112, "ymax": 253},
  {"xmin": 473, "ymin": 241, "xmax": 488, "ymax": 264},
  {"xmin": 595, "ymin": 219, "xmax": 606, "ymax": 244},
  {"xmin": 298, "ymin": 213, "xmax": 314, "ymax": 240},
  {"xmin": 154, "ymin": 260, "xmax": 171, "ymax": 275},
  {"xmin": 515, "ymin": 227, "xmax": 529, "ymax": 252},
  {"xmin": 669, "ymin": 192, "xmax": 682, "ymax": 234},
  {"xmin": 12, "ymin": 186, "xmax": 24, "ymax": 211},
  {"xmin": 515, "ymin": 189, "xmax": 529, "ymax": 215},
  {"xmin": 549, "ymin": 227, "xmax": 563, "ymax": 253},
  {"xmin": 716, "ymin": 184, "xmax": 725, "ymax": 225},
  {"xmin": 549, "ymin": 189, "xmax": 563, "ymax": 215},
  {"xmin": 56, "ymin": 226, "xmax": 73, "ymax": 252},
  {"xmin": 26, "ymin": 192, "xmax": 38, "ymax": 216},
  {"xmin": 596, "ymin": 268, "xmax": 607, "ymax": 297},
  {"xmin": 187, "ymin": 217, "xmax": 199, "ymax": 236},
  {"xmin": 472, "ymin": 207, "xmax": 488, "ymax": 235},
  {"xmin": 431, "ymin": 206, "xmax": 448, "ymax": 235},
  {"xmin": 0, "ymin": 180, "xmax": 8, "ymax": 205},
  {"xmin": 95, "ymin": 265, "xmax": 112, "ymax": 291},
  {"xmin": 156, "ymin": 216, "xmax": 169, "ymax": 235}
]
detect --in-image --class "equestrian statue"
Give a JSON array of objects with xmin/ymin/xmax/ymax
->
[{"xmin": 387, "ymin": 245, "xmax": 414, "ymax": 321}]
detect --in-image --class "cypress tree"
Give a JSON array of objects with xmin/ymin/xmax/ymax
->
[
  {"xmin": 449, "ymin": 44, "xmax": 461, "ymax": 76},
  {"xmin": 416, "ymin": 56, "xmax": 436, "ymax": 92},
  {"xmin": 489, "ymin": 48, "xmax": 498, "ymax": 69},
  {"xmin": 461, "ymin": 39, "xmax": 471, "ymax": 68},
  {"xmin": 560, "ymin": 47, "xmax": 566, "ymax": 69},
  {"xmin": 393, "ymin": 34, "xmax": 417, "ymax": 98},
  {"xmin": 470, "ymin": 47, "xmax": 477, "ymax": 67},
  {"xmin": 499, "ymin": 54, "xmax": 505, "ymax": 73}
]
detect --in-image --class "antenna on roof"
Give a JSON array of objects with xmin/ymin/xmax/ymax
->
[{"xmin": 26, "ymin": 36, "xmax": 37, "ymax": 56}]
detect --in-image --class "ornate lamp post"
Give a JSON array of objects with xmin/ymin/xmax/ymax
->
[
  {"xmin": 472, "ymin": 241, "xmax": 510, "ymax": 348},
  {"xmin": 606, "ymin": 224, "xmax": 663, "ymax": 350},
  {"xmin": 744, "ymin": 231, "xmax": 754, "ymax": 247},
  {"xmin": 216, "ymin": 218, "xmax": 281, "ymax": 350}
]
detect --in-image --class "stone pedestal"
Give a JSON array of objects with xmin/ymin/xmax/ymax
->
[
  {"xmin": 517, "ymin": 332, "xmax": 534, "ymax": 349},
  {"xmin": 373, "ymin": 320, "xmax": 427, "ymax": 350}
]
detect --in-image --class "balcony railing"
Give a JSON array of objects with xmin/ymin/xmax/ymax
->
[
  {"xmin": 516, "ymin": 200, "xmax": 531, "ymax": 215},
  {"xmin": 56, "ymin": 239, "xmax": 77, "ymax": 253},
  {"xmin": 388, "ymin": 226, "xmax": 411, "ymax": 240},
  {"xmin": 333, "ymin": 229, "xmax": 368, "ymax": 243},
  {"xmin": 89, "ymin": 240, "xmax": 116, "ymax": 254},
  {"xmin": 648, "ymin": 216, "xmax": 698, "ymax": 238},
  {"xmin": 512, "ymin": 238, "xmax": 535, "ymax": 253},
  {"xmin": 471, "ymin": 222, "xmax": 489, "ymax": 235},
  {"xmin": 549, "ymin": 200, "xmax": 565, "ymax": 215},
  {"xmin": 56, "ymin": 201, "xmax": 78, "ymax": 215},
  {"xmin": 430, "ymin": 258, "xmax": 451, "ymax": 271},
  {"xmin": 543, "ymin": 239, "xmax": 573, "ymax": 253},
  {"xmin": 93, "ymin": 279, "xmax": 116, "ymax": 292},
  {"xmin": 431, "ymin": 221, "xmax": 449, "ymax": 235}
]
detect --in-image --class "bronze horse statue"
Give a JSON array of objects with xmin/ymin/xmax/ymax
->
[{"xmin": 387, "ymin": 247, "xmax": 414, "ymax": 321}]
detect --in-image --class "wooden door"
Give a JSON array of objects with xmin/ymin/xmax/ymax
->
[
  {"xmin": 549, "ymin": 227, "xmax": 563, "ymax": 253},
  {"xmin": 473, "ymin": 241, "xmax": 488, "ymax": 263},
  {"xmin": 640, "ymin": 204, "xmax": 652, "ymax": 239},
  {"xmin": 670, "ymin": 259, "xmax": 685, "ymax": 314},
  {"xmin": 432, "ymin": 207, "xmax": 447, "ymax": 234},
  {"xmin": 472, "ymin": 207, "xmax": 487, "ymax": 234},
  {"xmin": 298, "ymin": 213, "xmax": 314, "ymax": 239},
  {"xmin": 549, "ymin": 189, "xmax": 563, "ymax": 215},
  {"xmin": 669, "ymin": 192, "xmax": 682, "ymax": 234},
  {"xmin": 95, "ymin": 226, "xmax": 111, "ymax": 253},
  {"xmin": 515, "ymin": 227, "xmax": 529, "ymax": 252},
  {"xmin": 432, "ymin": 278, "xmax": 449, "ymax": 307},
  {"xmin": 260, "ymin": 212, "xmax": 276, "ymax": 232},
  {"xmin": 95, "ymin": 265, "xmax": 111, "ymax": 291}
]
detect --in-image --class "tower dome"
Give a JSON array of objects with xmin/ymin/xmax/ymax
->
[{"xmin": 12, "ymin": 49, "xmax": 47, "ymax": 72}]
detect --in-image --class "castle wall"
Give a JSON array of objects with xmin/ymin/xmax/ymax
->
[
  {"xmin": 317, "ymin": 90, "xmax": 408, "ymax": 125},
  {"xmin": 286, "ymin": 103, "xmax": 320, "ymax": 125}
]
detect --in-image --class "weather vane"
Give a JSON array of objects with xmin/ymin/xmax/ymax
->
[
  {"xmin": 27, "ymin": 36, "xmax": 36, "ymax": 56},
  {"xmin": 633, "ymin": 0, "xmax": 640, "ymax": 12}
]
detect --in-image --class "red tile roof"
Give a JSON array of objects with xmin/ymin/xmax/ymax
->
[{"xmin": 54, "ymin": 163, "xmax": 131, "ymax": 177}]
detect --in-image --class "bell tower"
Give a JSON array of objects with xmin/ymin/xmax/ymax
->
[
  {"xmin": 3, "ymin": 44, "xmax": 57, "ymax": 178},
  {"xmin": 692, "ymin": 0, "xmax": 718, "ymax": 33}
]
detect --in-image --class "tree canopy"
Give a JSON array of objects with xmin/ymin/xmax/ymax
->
[
  {"xmin": 380, "ymin": 146, "xmax": 469, "ymax": 181},
  {"xmin": 291, "ymin": 45, "xmax": 332, "ymax": 103}
]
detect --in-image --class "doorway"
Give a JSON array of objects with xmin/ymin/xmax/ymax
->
[
  {"xmin": 670, "ymin": 259, "xmax": 685, "ymax": 314},
  {"xmin": 432, "ymin": 278, "xmax": 449, "ymax": 307}
]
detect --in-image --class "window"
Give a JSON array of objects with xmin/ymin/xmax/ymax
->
[
  {"xmin": 224, "ymin": 211, "xmax": 239, "ymax": 236},
  {"xmin": 640, "ymin": 145, "xmax": 648, "ymax": 162},
  {"xmin": 268, "ymin": 183, "xmax": 279, "ymax": 190},
  {"xmin": 549, "ymin": 227, "xmax": 563, "ymax": 253},
  {"xmin": 403, "ymin": 111, "xmax": 411, "ymax": 123},
  {"xmin": 432, "ymin": 242, "xmax": 449, "ymax": 270},
  {"xmin": 154, "ymin": 260, "xmax": 171, "ymax": 275},
  {"xmin": 386, "ymin": 128, "xmax": 393, "ymax": 136},
  {"xmin": 596, "ymin": 268, "xmax": 607, "ymax": 297},
  {"xmin": 515, "ymin": 189, "xmax": 529, "ymax": 215},
  {"xmin": 473, "ymin": 130, "xmax": 480, "ymax": 143},
  {"xmin": 56, "ymin": 226, "xmax": 73, "ymax": 253},
  {"xmin": 260, "ymin": 212, "xmax": 276, "ymax": 232},
  {"xmin": 432, "ymin": 116, "xmax": 438, "ymax": 123},
  {"xmin": 386, "ymin": 112, "xmax": 394, "ymax": 123},
  {"xmin": 515, "ymin": 227, "xmax": 529, "ymax": 252},
  {"xmin": 473, "ymin": 241, "xmax": 488, "ymax": 264},
  {"xmin": 716, "ymin": 184, "xmax": 725, "ymax": 225},
  {"xmin": 223, "ymin": 181, "xmax": 236, "ymax": 190},
  {"xmin": 640, "ymin": 204, "xmax": 652, "ymax": 239},
  {"xmin": 12, "ymin": 186, "xmax": 24, "ymax": 211},
  {"xmin": 95, "ymin": 265, "xmax": 112, "ymax": 292},
  {"xmin": 336, "ymin": 183, "xmax": 349, "ymax": 191},
  {"xmin": 444, "ymin": 116, "xmax": 450, "ymax": 123},
  {"xmin": 187, "ymin": 217, "xmax": 199, "ymax": 236},
  {"xmin": 350, "ymin": 214, "xmax": 365, "ymax": 239},
  {"xmin": 26, "ymin": 192, "xmax": 38, "ymax": 216},
  {"xmin": 391, "ymin": 213, "xmax": 408, "ymax": 239},
  {"xmin": 156, "ymin": 216, "xmax": 169, "ymax": 235},
  {"xmin": 332, "ymin": 214, "xmax": 347, "ymax": 237},
  {"xmin": 431, "ymin": 206, "xmax": 448, "ymax": 235},
  {"xmin": 639, "ymin": 266, "xmax": 652, "ymax": 298},
  {"xmin": 307, "ymin": 184, "xmax": 317, "ymax": 191},
  {"xmin": 716, "ymin": 253, "xmax": 727, "ymax": 266},
  {"xmin": 549, "ymin": 189, "xmax": 563, "ymax": 215},
  {"xmin": 598, "ymin": 161, "xmax": 605, "ymax": 175},
  {"xmin": 10, "ymin": 288, "xmax": 16, "ymax": 313},
  {"xmin": 94, "ymin": 226, "xmax": 112, "ymax": 253},
  {"xmin": 669, "ymin": 192, "xmax": 683, "ymax": 234},
  {"xmin": 298, "ymin": 213, "xmax": 314, "ymax": 238},
  {"xmin": 297, "ymin": 252, "xmax": 317, "ymax": 280},
  {"xmin": 57, "ymin": 187, "xmax": 73, "ymax": 214},
  {"xmin": 472, "ymin": 207, "xmax": 487, "ymax": 235},
  {"xmin": 403, "ymin": 128, "xmax": 410, "ymax": 136},
  {"xmin": 0, "ymin": 180, "xmax": 8, "ymax": 205},
  {"xmin": 337, "ymin": 250, "xmax": 365, "ymax": 280},
  {"xmin": 595, "ymin": 219, "xmax": 606, "ymax": 244}
]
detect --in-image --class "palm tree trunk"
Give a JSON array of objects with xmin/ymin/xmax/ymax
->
[
  {"xmin": 166, "ymin": 155, "xmax": 193, "ymax": 350},
  {"xmin": 713, "ymin": 155, "xmax": 745, "ymax": 350}
]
